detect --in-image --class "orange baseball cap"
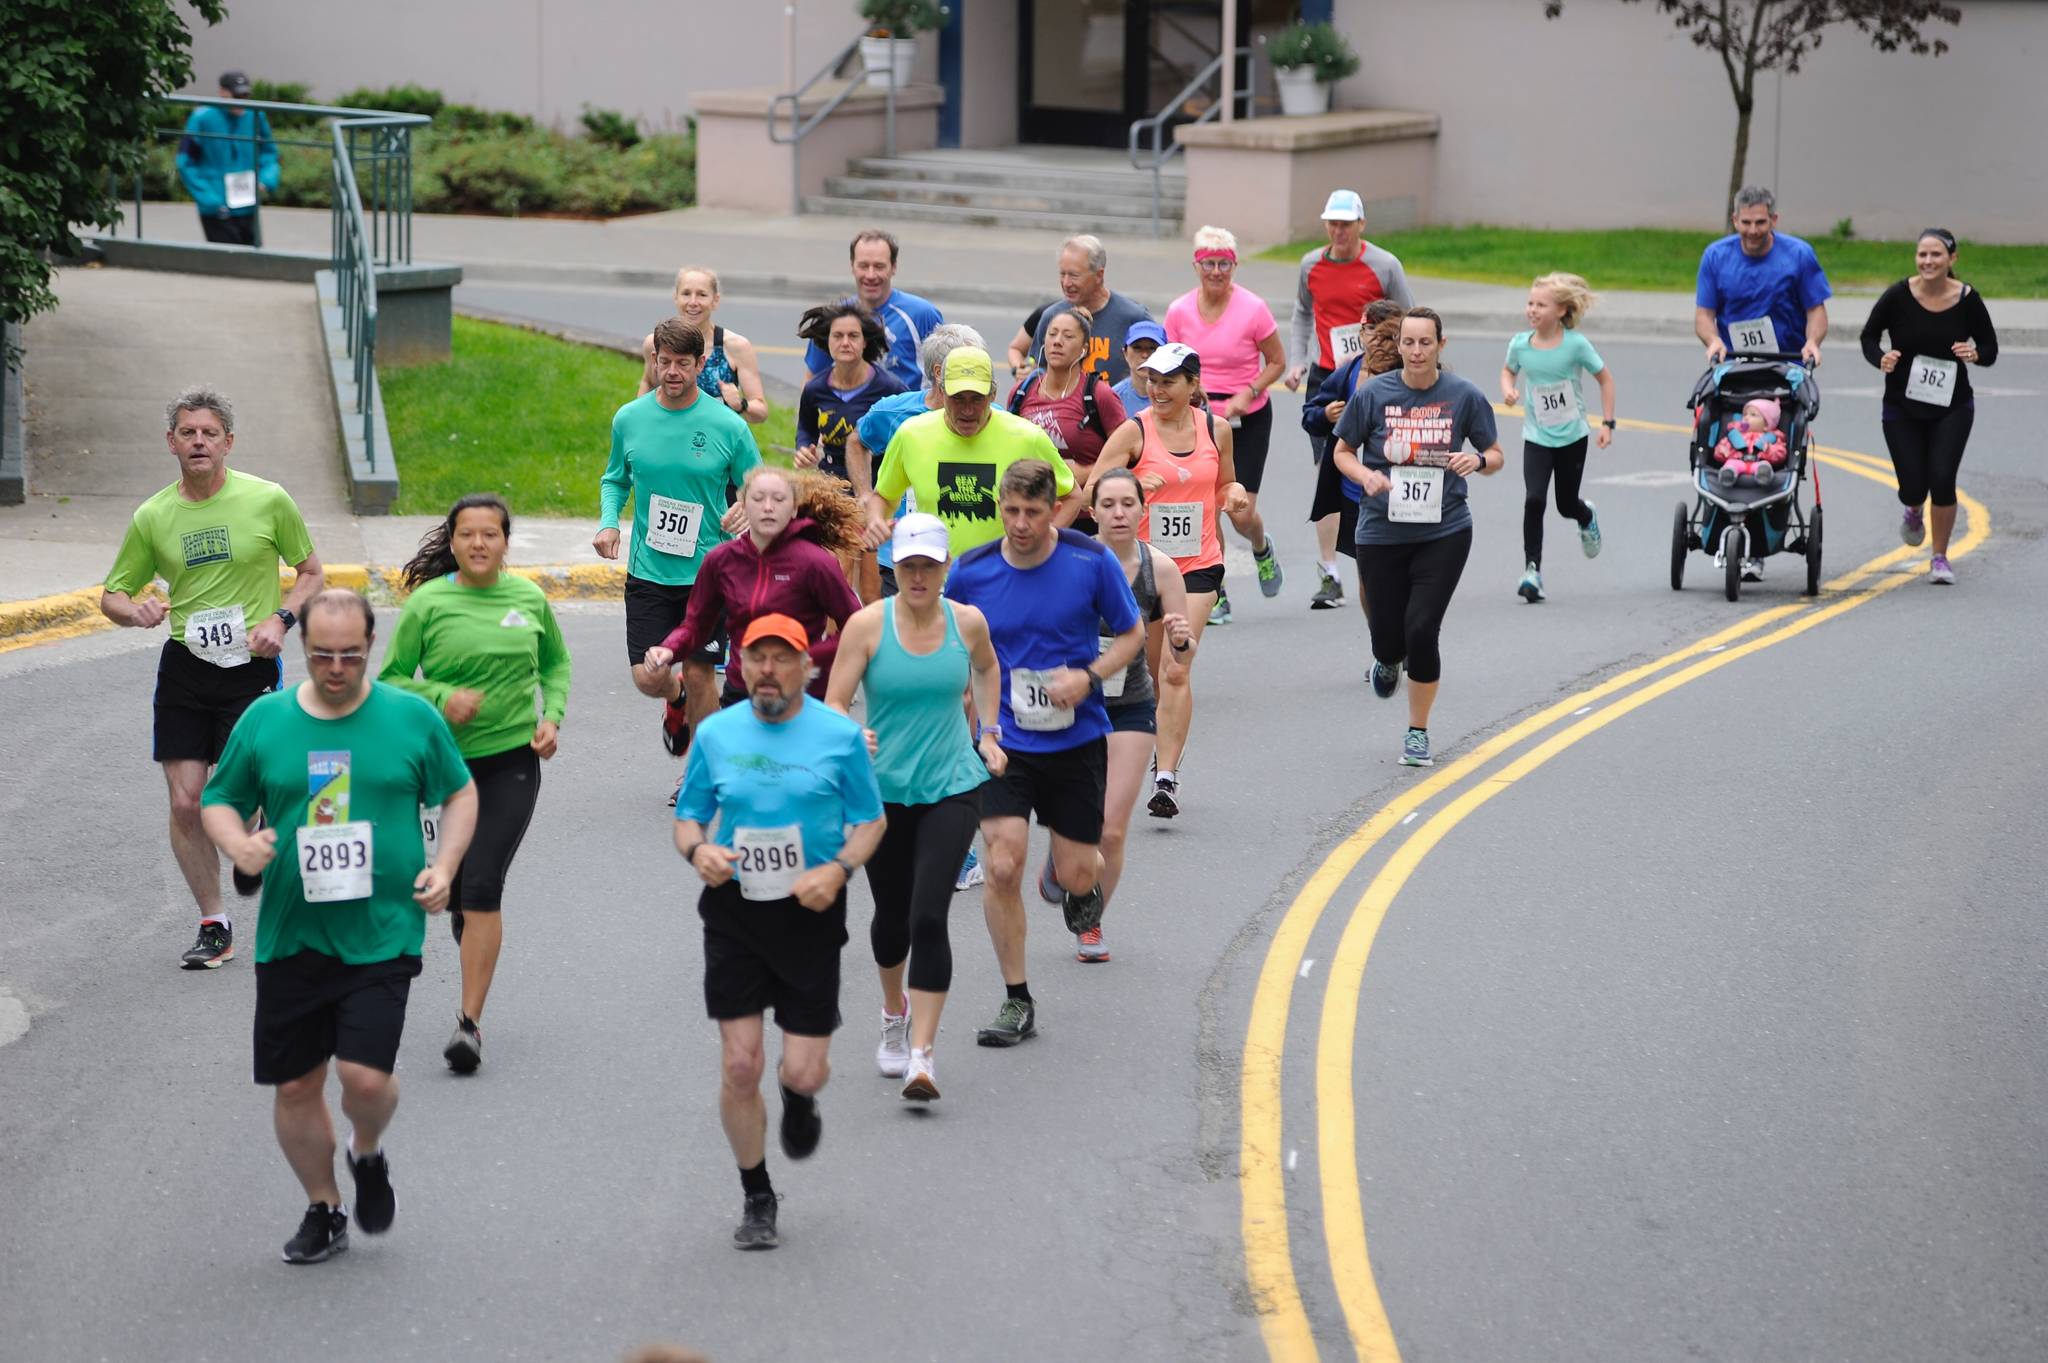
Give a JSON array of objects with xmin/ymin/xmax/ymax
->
[{"xmin": 740, "ymin": 613, "xmax": 809, "ymax": 652}]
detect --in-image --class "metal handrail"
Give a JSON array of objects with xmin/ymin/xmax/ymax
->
[
  {"xmin": 767, "ymin": 30, "xmax": 901, "ymax": 216},
  {"xmin": 330, "ymin": 122, "xmax": 381, "ymax": 472},
  {"xmin": 1127, "ymin": 46, "xmax": 1254, "ymax": 238}
]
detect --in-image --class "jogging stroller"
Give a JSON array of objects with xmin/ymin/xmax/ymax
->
[{"xmin": 1669, "ymin": 354, "xmax": 1823, "ymax": 601}]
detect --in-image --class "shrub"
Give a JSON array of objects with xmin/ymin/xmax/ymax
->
[
  {"xmin": 440, "ymin": 102, "xmax": 534, "ymax": 135},
  {"xmin": 331, "ymin": 83, "xmax": 444, "ymax": 117},
  {"xmin": 1266, "ymin": 22, "xmax": 1361, "ymax": 83},
  {"xmin": 579, "ymin": 106, "xmax": 640, "ymax": 149},
  {"xmin": 858, "ymin": 0, "xmax": 947, "ymax": 37}
]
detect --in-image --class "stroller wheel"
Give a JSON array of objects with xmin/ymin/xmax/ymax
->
[
  {"xmin": 1669, "ymin": 501, "xmax": 1689, "ymax": 591},
  {"xmin": 1804, "ymin": 504, "xmax": 1824, "ymax": 597},
  {"xmin": 1723, "ymin": 525, "xmax": 1746, "ymax": 602}
]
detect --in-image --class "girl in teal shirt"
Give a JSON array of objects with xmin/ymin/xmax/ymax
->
[
  {"xmin": 1501, "ymin": 272, "xmax": 1618, "ymax": 603},
  {"xmin": 382, "ymin": 494, "xmax": 571, "ymax": 1074}
]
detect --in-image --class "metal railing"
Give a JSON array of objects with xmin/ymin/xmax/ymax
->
[
  {"xmin": 1128, "ymin": 46, "xmax": 1254, "ymax": 238},
  {"xmin": 129, "ymin": 96, "xmax": 428, "ymax": 471},
  {"xmin": 768, "ymin": 31, "xmax": 901, "ymax": 216}
]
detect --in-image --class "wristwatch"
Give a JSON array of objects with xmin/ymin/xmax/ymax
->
[
  {"xmin": 273, "ymin": 607, "xmax": 297, "ymax": 632},
  {"xmin": 1601, "ymin": 419, "xmax": 1617, "ymax": 431},
  {"xmin": 981, "ymin": 726, "xmax": 1004, "ymax": 744},
  {"xmin": 831, "ymin": 855, "xmax": 857, "ymax": 878},
  {"xmin": 1084, "ymin": 668, "xmax": 1105, "ymax": 695}
]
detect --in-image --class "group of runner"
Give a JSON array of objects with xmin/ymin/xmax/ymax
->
[{"xmin": 97, "ymin": 188, "xmax": 2000, "ymax": 1263}]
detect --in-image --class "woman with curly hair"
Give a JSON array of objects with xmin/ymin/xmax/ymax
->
[
  {"xmin": 795, "ymin": 301, "xmax": 905, "ymax": 486},
  {"xmin": 643, "ymin": 465, "xmax": 867, "ymax": 706}
]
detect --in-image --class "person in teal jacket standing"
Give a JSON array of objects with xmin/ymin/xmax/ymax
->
[{"xmin": 177, "ymin": 71, "xmax": 279, "ymax": 248}]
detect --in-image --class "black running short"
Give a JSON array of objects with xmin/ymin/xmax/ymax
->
[
  {"xmin": 980, "ymin": 738, "xmax": 1108, "ymax": 844},
  {"xmin": 252, "ymin": 950, "xmax": 421, "ymax": 1085},
  {"xmin": 1181, "ymin": 564, "xmax": 1225, "ymax": 596},
  {"xmin": 1108, "ymin": 698, "xmax": 1158, "ymax": 735},
  {"xmin": 623, "ymin": 575, "xmax": 726, "ymax": 667},
  {"xmin": 699, "ymin": 879, "xmax": 848, "ymax": 1037},
  {"xmin": 152, "ymin": 639, "xmax": 282, "ymax": 764}
]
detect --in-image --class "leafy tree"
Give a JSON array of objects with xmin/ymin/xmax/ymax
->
[
  {"xmin": 1544, "ymin": 1, "xmax": 1959, "ymax": 222},
  {"xmin": 0, "ymin": 0, "xmax": 227, "ymax": 364}
]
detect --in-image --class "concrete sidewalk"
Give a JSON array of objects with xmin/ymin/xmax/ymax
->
[{"xmin": 101, "ymin": 203, "xmax": 2048, "ymax": 345}]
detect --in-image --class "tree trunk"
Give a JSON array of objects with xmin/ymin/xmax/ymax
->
[{"xmin": 1725, "ymin": 97, "xmax": 1752, "ymax": 225}]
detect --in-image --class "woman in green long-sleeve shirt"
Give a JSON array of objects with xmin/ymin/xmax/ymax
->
[{"xmin": 380, "ymin": 494, "xmax": 571, "ymax": 1074}]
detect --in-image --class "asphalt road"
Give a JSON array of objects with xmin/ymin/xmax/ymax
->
[{"xmin": 5, "ymin": 293, "xmax": 2044, "ymax": 1363}]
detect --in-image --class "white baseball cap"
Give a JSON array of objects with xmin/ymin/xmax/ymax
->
[
  {"xmin": 1321, "ymin": 189, "xmax": 1365, "ymax": 222},
  {"xmin": 891, "ymin": 512, "xmax": 951, "ymax": 563},
  {"xmin": 1139, "ymin": 341, "xmax": 1201, "ymax": 377}
]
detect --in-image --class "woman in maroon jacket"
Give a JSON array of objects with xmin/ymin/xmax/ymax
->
[{"xmin": 641, "ymin": 466, "xmax": 866, "ymax": 704}]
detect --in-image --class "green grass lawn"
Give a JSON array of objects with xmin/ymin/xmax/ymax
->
[
  {"xmin": 383, "ymin": 316, "xmax": 796, "ymax": 517},
  {"xmin": 1258, "ymin": 227, "xmax": 2048, "ymax": 298}
]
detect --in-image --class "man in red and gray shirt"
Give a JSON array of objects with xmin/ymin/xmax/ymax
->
[{"xmin": 1284, "ymin": 189, "xmax": 1412, "ymax": 609}]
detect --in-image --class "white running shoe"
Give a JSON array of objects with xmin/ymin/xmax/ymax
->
[
  {"xmin": 876, "ymin": 1006, "xmax": 911, "ymax": 1078},
  {"xmin": 901, "ymin": 1047, "xmax": 939, "ymax": 1102}
]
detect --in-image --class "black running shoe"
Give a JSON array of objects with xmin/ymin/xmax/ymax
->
[
  {"xmin": 778, "ymin": 1089, "xmax": 822, "ymax": 1161},
  {"xmin": 180, "ymin": 920, "xmax": 233, "ymax": 970},
  {"xmin": 734, "ymin": 1192, "xmax": 780, "ymax": 1250},
  {"xmin": 976, "ymin": 997, "xmax": 1037, "ymax": 1048},
  {"xmin": 1147, "ymin": 777, "xmax": 1180, "ymax": 819},
  {"xmin": 444, "ymin": 1015, "xmax": 482, "ymax": 1074},
  {"xmin": 1062, "ymin": 884, "xmax": 1104, "ymax": 935},
  {"xmin": 347, "ymin": 1150, "xmax": 396, "ymax": 1234},
  {"xmin": 282, "ymin": 1202, "xmax": 349, "ymax": 1264}
]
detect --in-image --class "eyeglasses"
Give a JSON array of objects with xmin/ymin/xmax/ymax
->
[
  {"xmin": 1197, "ymin": 259, "xmax": 1235, "ymax": 273},
  {"xmin": 307, "ymin": 649, "xmax": 369, "ymax": 667}
]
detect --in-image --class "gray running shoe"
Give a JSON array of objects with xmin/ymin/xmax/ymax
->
[
  {"xmin": 734, "ymin": 1192, "xmax": 779, "ymax": 1250},
  {"xmin": 1901, "ymin": 505, "xmax": 1926, "ymax": 546},
  {"xmin": 1208, "ymin": 589, "xmax": 1232, "ymax": 625},
  {"xmin": 1062, "ymin": 883, "xmax": 1104, "ymax": 935},
  {"xmin": 1400, "ymin": 727, "xmax": 1433, "ymax": 767},
  {"xmin": 1254, "ymin": 541, "xmax": 1284, "ymax": 597},
  {"xmin": 1369, "ymin": 660, "xmax": 1401, "ymax": 700},
  {"xmin": 976, "ymin": 997, "xmax": 1037, "ymax": 1048},
  {"xmin": 1310, "ymin": 569, "xmax": 1343, "ymax": 609},
  {"xmin": 1036, "ymin": 857, "xmax": 1063, "ymax": 905},
  {"xmin": 1579, "ymin": 502, "xmax": 1602, "ymax": 558}
]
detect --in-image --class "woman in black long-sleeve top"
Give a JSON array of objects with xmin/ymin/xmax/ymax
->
[{"xmin": 1859, "ymin": 228, "xmax": 1997, "ymax": 584}]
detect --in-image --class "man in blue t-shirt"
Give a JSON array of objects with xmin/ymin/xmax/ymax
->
[
  {"xmin": 1695, "ymin": 186, "xmax": 1832, "ymax": 367},
  {"xmin": 943, "ymin": 459, "xmax": 1142, "ymax": 1049},
  {"xmin": 804, "ymin": 229, "xmax": 945, "ymax": 391},
  {"xmin": 673, "ymin": 612, "xmax": 886, "ymax": 1252}
]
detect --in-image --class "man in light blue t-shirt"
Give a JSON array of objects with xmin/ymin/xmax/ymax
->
[
  {"xmin": 674, "ymin": 612, "xmax": 886, "ymax": 1253},
  {"xmin": 1695, "ymin": 186, "xmax": 1832, "ymax": 367}
]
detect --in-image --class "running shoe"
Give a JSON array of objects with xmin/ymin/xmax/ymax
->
[
  {"xmin": 778, "ymin": 1088, "xmax": 822, "ymax": 1160},
  {"xmin": 667, "ymin": 774, "xmax": 684, "ymax": 808},
  {"xmin": 1741, "ymin": 558, "xmax": 1765, "ymax": 582},
  {"xmin": 1517, "ymin": 562, "xmax": 1545, "ymax": 604},
  {"xmin": 347, "ymin": 1150, "xmax": 396, "ymax": 1234},
  {"xmin": 660, "ymin": 696, "xmax": 691, "ymax": 757},
  {"xmin": 901, "ymin": 1048, "xmax": 940, "ymax": 1102},
  {"xmin": 444, "ymin": 1014, "xmax": 482, "ymax": 1074},
  {"xmin": 180, "ymin": 920, "xmax": 233, "ymax": 970},
  {"xmin": 1062, "ymin": 884, "xmax": 1105, "ymax": 935},
  {"xmin": 976, "ymin": 997, "xmax": 1037, "ymax": 1048},
  {"xmin": 1369, "ymin": 660, "xmax": 1401, "ymax": 700},
  {"xmin": 1310, "ymin": 569, "xmax": 1344, "ymax": 610},
  {"xmin": 1929, "ymin": 554, "xmax": 1955, "ymax": 585},
  {"xmin": 955, "ymin": 848, "xmax": 984, "ymax": 891},
  {"xmin": 1208, "ymin": 589, "xmax": 1232, "ymax": 626},
  {"xmin": 1147, "ymin": 776, "xmax": 1180, "ymax": 819},
  {"xmin": 282, "ymin": 1202, "xmax": 349, "ymax": 1265},
  {"xmin": 1036, "ymin": 858, "xmax": 1063, "ymax": 905},
  {"xmin": 1401, "ymin": 727, "xmax": 1433, "ymax": 767},
  {"xmin": 734, "ymin": 1192, "xmax": 780, "ymax": 1251},
  {"xmin": 876, "ymin": 1006, "xmax": 911, "ymax": 1078},
  {"xmin": 1901, "ymin": 505, "xmax": 1927, "ymax": 547},
  {"xmin": 1254, "ymin": 541, "xmax": 1284, "ymax": 597},
  {"xmin": 1579, "ymin": 502, "xmax": 1603, "ymax": 558},
  {"xmin": 1076, "ymin": 925, "xmax": 1111, "ymax": 963}
]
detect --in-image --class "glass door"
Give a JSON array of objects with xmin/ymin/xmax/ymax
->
[{"xmin": 1019, "ymin": 0, "xmax": 1142, "ymax": 147}]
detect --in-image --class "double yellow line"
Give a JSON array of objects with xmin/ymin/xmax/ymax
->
[{"xmin": 1240, "ymin": 436, "xmax": 1990, "ymax": 1360}]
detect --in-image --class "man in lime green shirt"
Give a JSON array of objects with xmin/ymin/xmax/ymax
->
[
  {"xmin": 595, "ymin": 317, "xmax": 760, "ymax": 790},
  {"xmin": 202, "ymin": 588, "xmax": 477, "ymax": 1264},
  {"xmin": 100, "ymin": 386, "xmax": 325, "ymax": 971},
  {"xmin": 869, "ymin": 346, "xmax": 1081, "ymax": 557}
]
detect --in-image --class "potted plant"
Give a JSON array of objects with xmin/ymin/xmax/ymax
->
[
  {"xmin": 1266, "ymin": 21, "xmax": 1360, "ymax": 116},
  {"xmin": 858, "ymin": 0, "xmax": 946, "ymax": 89}
]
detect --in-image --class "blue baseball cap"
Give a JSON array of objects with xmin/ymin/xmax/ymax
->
[{"xmin": 1123, "ymin": 320, "xmax": 1168, "ymax": 348}]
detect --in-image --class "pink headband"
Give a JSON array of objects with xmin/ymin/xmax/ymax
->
[{"xmin": 1194, "ymin": 248, "xmax": 1237, "ymax": 265}]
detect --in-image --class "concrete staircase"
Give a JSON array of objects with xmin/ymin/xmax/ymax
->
[{"xmin": 805, "ymin": 149, "xmax": 1185, "ymax": 237}]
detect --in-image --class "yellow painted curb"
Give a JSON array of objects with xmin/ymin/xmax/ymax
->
[{"xmin": 0, "ymin": 562, "xmax": 628, "ymax": 652}]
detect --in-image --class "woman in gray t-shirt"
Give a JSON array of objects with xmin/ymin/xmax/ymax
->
[{"xmin": 1330, "ymin": 308, "xmax": 1504, "ymax": 769}]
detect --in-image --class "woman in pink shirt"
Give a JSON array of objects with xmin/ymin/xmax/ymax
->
[{"xmin": 1164, "ymin": 225, "xmax": 1288, "ymax": 623}]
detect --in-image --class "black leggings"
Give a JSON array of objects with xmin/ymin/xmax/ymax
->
[
  {"xmin": 450, "ymin": 746, "xmax": 541, "ymax": 912},
  {"xmin": 1882, "ymin": 406, "xmax": 1974, "ymax": 509},
  {"xmin": 1356, "ymin": 529, "xmax": 1472, "ymax": 685},
  {"xmin": 1522, "ymin": 437, "xmax": 1593, "ymax": 568},
  {"xmin": 864, "ymin": 791, "xmax": 980, "ymax": 993}
]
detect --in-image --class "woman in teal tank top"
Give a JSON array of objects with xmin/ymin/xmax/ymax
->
[{"xmin": 827, "ymin": 513, "xmax": 1004, "ymax": 1102}]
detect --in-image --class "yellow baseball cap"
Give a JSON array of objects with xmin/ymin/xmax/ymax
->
[{"xmin": 942, "ymin": 346, "xmax": 995, "ymax": 396}]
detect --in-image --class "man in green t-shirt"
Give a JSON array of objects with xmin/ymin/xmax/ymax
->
[
  {"xmin": 100, "ymin": 386, "xmax": 326, "ymax": 971},
  {"xmin": 595, "ymin": 317, "xmax": 760, "ymax": 796},
  {"xmin": 868, "ymin": 346, "xmax": 1081, "ymax": 558},
  {"xmin": 201, "ymin": 589, "xmax": 477, "ymax": 1265}
]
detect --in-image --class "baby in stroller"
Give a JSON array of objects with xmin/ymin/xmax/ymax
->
[{"xmin": 1711, "ymin": 397, "xmax": 1785, "ymax": 488}]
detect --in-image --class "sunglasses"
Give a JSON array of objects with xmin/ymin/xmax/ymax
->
[{"xmin": 307, "ymin": 649, "xmax": 369, "ymax": 667}]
